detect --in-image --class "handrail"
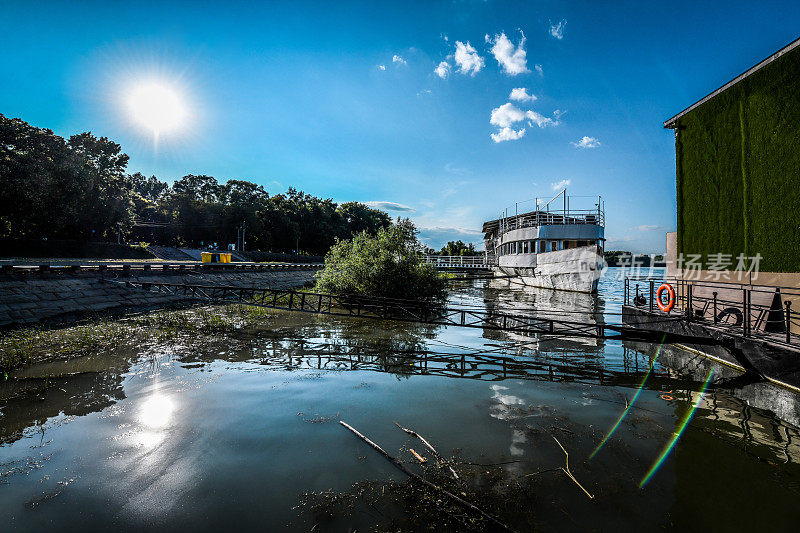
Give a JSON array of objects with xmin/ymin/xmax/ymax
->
[{"xmin": 624, "ymin": 275, "xmax": 798, "ymax": 345}]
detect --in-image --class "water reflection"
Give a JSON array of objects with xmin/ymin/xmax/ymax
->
[
  {"xmin": 139, "ymin": 394, "xmax": 175, "ymax": 429},
  {"xmin": 2, "ymin": 271, "xmax": 800, "ymax": 530}
]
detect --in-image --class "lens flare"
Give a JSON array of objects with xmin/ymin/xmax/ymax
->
[
  {"xmin": 639, "ymin": 368, "xmax": 715, "ymax": 487},
  {"xmin": 590, "ymin": 335, "xmax": 666, "ymax": 459}
]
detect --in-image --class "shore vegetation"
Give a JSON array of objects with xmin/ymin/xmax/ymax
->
[{"xmin": 314, "ymin": 219, "xmax": 448, "ymax": 301}]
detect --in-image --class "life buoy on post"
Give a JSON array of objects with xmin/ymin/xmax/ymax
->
[{"xmin": 656, "ymin": 283, "xmax": 675, "ymax": 313}]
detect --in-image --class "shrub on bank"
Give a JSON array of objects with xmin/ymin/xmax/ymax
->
[{"xmin": 314, "ymin": 220, "xmax": 447, "ymax": 301}]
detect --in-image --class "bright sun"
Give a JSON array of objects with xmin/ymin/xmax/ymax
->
[{"xmin": 126, "ymin": 82, "xmax": 187, "ymax": 136}]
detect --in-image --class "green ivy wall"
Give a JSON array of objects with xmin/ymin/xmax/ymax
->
[{"xmin": 675, "ymin": 46, "xmax": 800, "ymax": 272}]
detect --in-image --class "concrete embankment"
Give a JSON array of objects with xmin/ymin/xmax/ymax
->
[{"xmin": 0, "ymin": 263, "xmax": 321, "ymax": 328}]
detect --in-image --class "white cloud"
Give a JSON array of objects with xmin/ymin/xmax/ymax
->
[
  {"xmin": 509, "ymin": 87, "xmax": 537, "ymax": 102},
  {"xmin": 490, "ymin": 102, "xmax": 526, "ymax": 128},
  {"xmin": 637, "ymin": 225, "xmax": 662, "ymax": 231},
  {"xmin": 607, "ymin": 236, "xmax": 635, "ymax": 245},
  {"xmin": 416, "ymin": 89, "xmax": 432, "ymax": 97},
  {"xmin": 434, "ymin": 61, "xmax": 451, "ymax": 78},
  {"xmin": 392, "ymin": 54, "xmax": 406, "ymax": 65},
  {"xmin": 377, "ymin": 65, "xmax": 386, "ymax": 71},
  {"xmin": 551, "ymin": 179, "xmax": 571, "ymax": 191},
  {"xmin": 526, "ymin": 109, "xmax": 563, "ymax": 128},
  {"xmin": 488, "ymin": 31, "xmax": 529, "ymax": 75},
  {"xmin": 572, "ymin": 136, "xmax": 601, "ymax": 149},
  {"xmin": 535, "ymin": 64, "xmax": 543, "ymax": 76},
  {"xmin": 549, "ymin": 19, "xmax": 567, "ymax": 40},
  {"xmin": 454, "ymin": 41, "xmax": 484, "ymax": 75},
  {"xmin": 364, "ymin": 201, "xmax": 416, "ymax": 212},
  {"xmin": 491, "ymin": 127, "xmax": 526, "ymax": 143}
]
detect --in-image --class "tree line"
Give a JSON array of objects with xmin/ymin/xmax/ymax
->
[{"xmin": 0, "ymin": 114, "xmax": 392, "ymax": 255}]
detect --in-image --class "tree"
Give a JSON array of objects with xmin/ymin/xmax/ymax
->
[
  {"xmin": 439, "ymin": 240, "xmax": 480, "ymax": 256},
  {"xmin": 0, "ymin": 115, "xmax": 133, "ymax": 241},
  {"xmin": 315, "ymin": 219, "xmax": 447, "ymax": 301}
]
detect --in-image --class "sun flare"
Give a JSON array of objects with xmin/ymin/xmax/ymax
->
[{"xmin": 126, "ymin": 82, "xmax": 187, "ymax": 136}]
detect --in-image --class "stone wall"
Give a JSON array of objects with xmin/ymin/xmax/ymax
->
[{"xmin": 0, "ymin": 265, "xmax": 320, "ymax": 328}]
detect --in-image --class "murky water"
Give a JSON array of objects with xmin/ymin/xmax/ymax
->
[{"xmin": 2, "ymin": 268, "xmax": 800, "ymax": 531}]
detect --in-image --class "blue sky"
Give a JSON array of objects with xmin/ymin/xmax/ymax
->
[{"xmin": 3, "ymin": 1, "xmax": 800, "ymax": 252}]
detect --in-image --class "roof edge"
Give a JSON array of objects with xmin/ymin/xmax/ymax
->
[{"xmin": 664, "ymin": 36, "xmax": 800, "ymax": 129}]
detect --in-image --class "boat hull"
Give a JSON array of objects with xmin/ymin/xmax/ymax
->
[{"xmin": 495, "ymin": 245, "xmax": 603, "ymax": 293}]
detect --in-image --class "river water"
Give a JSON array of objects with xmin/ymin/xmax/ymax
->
[{"xmin": 2, "ymin": 268, "xmax": 800, "ymax": 531}]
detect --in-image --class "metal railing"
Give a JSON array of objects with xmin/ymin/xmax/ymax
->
[
  {"xmin": 502, "ymin": 209, "xmax": 605, "ymax": 231},
  {"xmin": 423, "ymin": 255, "xmax": 497, "ymax": 268},
  {"xmin": 624, "ymin": 275, "xmax": 799, "ymax": 345},
  {"xmin": 0, "ymin": 262, "xmax": 322, "ymax": 275},
  {"xmin": 107, "ymin": 279, "xmax": 706, "ymax": 344}
]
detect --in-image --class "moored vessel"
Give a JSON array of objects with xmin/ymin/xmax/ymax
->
[{"xmin": 482, "ymin": 189, "xmax": 605, "ymax": 293}]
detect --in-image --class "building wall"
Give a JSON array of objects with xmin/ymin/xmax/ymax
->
[{"xmin": 675, "ymin": 45, "xmax": 800, "ymax": 272}]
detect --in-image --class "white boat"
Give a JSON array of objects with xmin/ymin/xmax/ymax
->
[{"xmin": 482, "ymin": 189, "xmax": 605, "ymax": 293}]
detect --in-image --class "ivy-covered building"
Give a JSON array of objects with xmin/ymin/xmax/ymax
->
[{"xmin": 664, "ymin": 36, "xmax": 800, "ymax": 283}]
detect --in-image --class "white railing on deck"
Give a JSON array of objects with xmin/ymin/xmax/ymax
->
[{"xmin": 423, "ymin": 255, "xmax": 496, "ymax": 267}]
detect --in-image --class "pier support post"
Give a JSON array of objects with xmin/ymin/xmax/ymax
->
[
  {"xmin": 742, "ymin": 289, "xmax": 749, "ymax": 336},
  {"xmin": 713, "ymin": 292, "xmax": 718, "ymax": 324},
  {"xmin": 649, "ymin": 280, "xmax": 654, "ymax": 313},
  {"xmin": 787, "ymin": 301, "xmax": 793, "ymax": 344}
]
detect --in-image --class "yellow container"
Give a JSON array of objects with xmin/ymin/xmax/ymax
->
[
  {"xmin": 221, "ymin": 253, "xmax": 232, "ymax": 263},
  {"xmin": 201, "ymin": 252, "xmax": 213, "ymax": 263}
]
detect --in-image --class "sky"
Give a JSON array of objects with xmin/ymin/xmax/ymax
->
[{"xmin": 3, "ymin": 1, "xmax": 800, "ymax": 253}]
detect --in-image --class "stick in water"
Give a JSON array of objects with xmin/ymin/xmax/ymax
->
[
  {"xmin": 552, "ymin": 435, "xmax": 594, "ymax": 499},
  {"xmin": 393, "ymin": 420, "xmax": 459, "ymax": 479},
  {"xmin": 340, "ymin": 421, "xmax": 516, "ymax": 533}
]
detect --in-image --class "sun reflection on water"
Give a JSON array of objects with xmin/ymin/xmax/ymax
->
[{"xmin": 139, "ymin": 394, "xmax": 175, "ymax": 430}]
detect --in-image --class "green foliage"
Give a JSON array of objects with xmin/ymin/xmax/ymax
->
[
  {"xmin": 438, "ymin": 240, "xmax": 481, "ymax": 256},
  {"xmin": 675, "ymin": 46, "xmax": 800, "ymax": 272},
  {"xmin": 0, "ymin": 115, "xmax": 392, "ymax": 255},
  {"xmin": 0, "ymin": 115, "xmax": 132, "ymax": 241},
  {"xmin": 315, "ymin": 219, "xmax": 447, "ymax": 301}
]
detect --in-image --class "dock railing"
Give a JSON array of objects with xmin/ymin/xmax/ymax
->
[
  {"xmin": 624, "ymin": 275, "xmax": 799, "ymax": 346},
  {"xmin": 423, "ymin": 255, "xmax": 496, "ymax": 269}
]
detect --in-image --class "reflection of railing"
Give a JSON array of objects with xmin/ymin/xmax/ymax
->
[
  {"xmin": 423, "ymin": 255, "xmax": 496, "ymax": 269},
  {"xmin": 624, "ymin": 276, "xmax": 799, "ymax": 345},
  {"xmin": 263, "ymin": 345, "xmax": 675, "ymax": 387}
]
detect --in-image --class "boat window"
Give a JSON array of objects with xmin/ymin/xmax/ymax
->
[
  {"xmin": 522, "ymin": 241, "xmax": 528, "ymax": 253},
  {"xmin": 538, "ymin": 240, "xmax": 546, "ymax": 253},
  {"xmin": 557, "ymin": 241, "xmax": 563, "ymax": 251}
]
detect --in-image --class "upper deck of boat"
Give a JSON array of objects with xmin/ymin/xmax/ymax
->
[{"xmin": 483, "ymin": 208, "xmax": 604, "ymax": 239}]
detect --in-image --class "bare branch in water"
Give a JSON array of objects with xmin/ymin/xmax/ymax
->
[{"xmin": 340, "ymin": 421, "xmax": 517, "ymax": 532}]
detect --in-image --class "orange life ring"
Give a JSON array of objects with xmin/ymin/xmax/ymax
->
[
  {"xmin": 656, "ymin": 283, "xmax": 675, "ymax": 313},
  {"xmin": 660, "ymin": 394, "xmax": 674, "ymax": 401}
]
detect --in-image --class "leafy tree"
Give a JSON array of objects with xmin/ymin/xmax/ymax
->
[
  {"xmin": 0, "ymin": 115, "xmax": 133, "ymax": 240},
  {"xmin": 0, "ymin": 114, "xmax": 397, "ymax": 255},
  {"xmin": 315, "ymin": 219, "xmax": 447, "ymax": 300},
  {"xmin": 439, "ymin": 240, "xmax": 480, "ymax": 256}
]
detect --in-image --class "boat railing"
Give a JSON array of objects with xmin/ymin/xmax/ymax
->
[{"xmin": 501, "ymin": 209, "xmax": 604, "ymax": 231}]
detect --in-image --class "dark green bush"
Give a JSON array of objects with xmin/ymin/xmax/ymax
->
[{"xmin": 314, "ymin": 220, "xmax": 447, "ymax": 301}]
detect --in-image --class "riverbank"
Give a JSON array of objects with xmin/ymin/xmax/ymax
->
[
  {"xmin": 0, "ymin": 261, "xmax": 320, "ymax": 329},
  {"xmin": 0, "ymin": 304, "xmax": 281, "ymax": 372}
]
